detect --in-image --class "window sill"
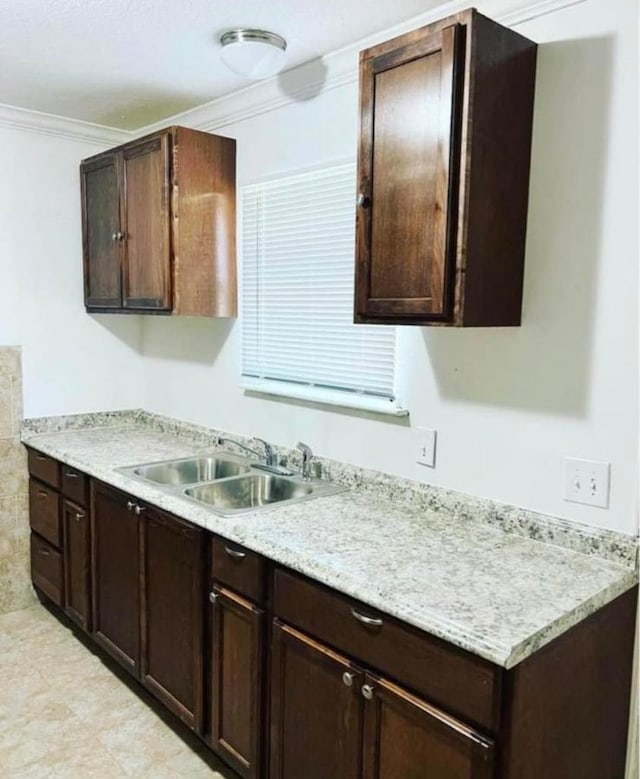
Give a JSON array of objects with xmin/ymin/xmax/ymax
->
[{"xmin": 241, "ymin": 379, "xmax": 409, "ymax": 417}]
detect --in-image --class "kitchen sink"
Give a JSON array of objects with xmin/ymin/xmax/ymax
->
[
  {"xmin": 185, "ymin": 473, "xmax": 316, "ymax": 511},
  {"xmin": 127, "ymin": 455, "xmax": 250, "ymax": 485},
  {"xmin": 118, "ymin": 451, "xmax": 347, "ymax": 515}
]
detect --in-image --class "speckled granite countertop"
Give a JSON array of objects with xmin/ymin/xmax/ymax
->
[{"xmin": 22, "ymin": 417, "xmax": 638, "ymax": 670}]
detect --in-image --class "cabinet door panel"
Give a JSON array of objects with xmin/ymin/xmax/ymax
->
[
  {"xmin": 356, "ymin": 24, "xmax": 463, "ymax": 322},
  {"xmin": 363, "ymin": 674, "xmax": 494, "ymax": 779},
  {"xmin": 81, "ymin": 154, "xmax": 122, "ymax": 309},
  {"xmin": 141, "ymin": 507, "xmax": 204, "ymax": 730},
  {"xmin": 122, "ymin": 134, "xmax": 171, "ymax": 310},
  {"xmin": 91, "ymin": 482, "xmax": 140, "ymax": 674},
  {"xmin": 210, "ymin": 586, "xmax": 264, "ymax": 777},
  {"xmin": 270, "ymin": 621, "xmax": 363, "ymax": 779},
  {"xmin": 63, "ymin": 499, "xmax": 91, "ymax": 631}
]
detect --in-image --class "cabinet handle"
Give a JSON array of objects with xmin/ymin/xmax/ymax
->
[
  {"xmin": 37, "ymin": 546, "xmax": 51, "ymax": 557},
  {"xmin": 37, "ymin": 490, "xmax": 48, "ymax": 499},
  {"xmin": 74, "ymin": 512, "xmax": 84, "ymax": 521},
  {"xmin": 112, "ymin": 232, "xmax": 119, "ymax": 241},
  {"xmin": 134, "ymin": 505, "xmax": 146, "ymax": 515},
  {"xmin": 118, "ymin": 231, "xmax": 126, "ymax": 241},
  {"xmin": 357, "ymin": 193, "xmax": 371, "ymax": 209},
  {"xmin": 64, "ymin": 471, "xmax": 79, "ymax": 479},
  {"xmin": 342, "ymin": 671, "xmax": 355, "ymax": 688},
  {"xmin": 209, "ymin": 591, "xmax": 219, "ymax": 604},
  {"xmin": 351, "ymin": 608, "xmax": 383, "ymax": 628},
  {"xmin": 35, "ymin": 454, "xmax": 48, "ymax": 461},
  {"xmin": 224, "ymin": 546, "xmax": 246, "ymax": 560},
  {"xmin": 361, "ymin": 684, "xmax": 375, "ymax": 700},
  {"xmin": 126, "ymin": 501, "xmax": 135, "ymax": 512}
]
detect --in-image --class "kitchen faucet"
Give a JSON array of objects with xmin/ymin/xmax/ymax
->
[{"xmin": 216, "ymin": 435, "xmax": 293, "ymax": 476}]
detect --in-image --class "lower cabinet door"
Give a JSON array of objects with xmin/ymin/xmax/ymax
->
[
  {"xmin": 362, "ymin": 673, "xmax": 495, "ymax": 779},
  {"xmin": 63, "ymin": 499, "xmax": 91, "ymax": 631},
  {"xmin": 210, "ymin": 585, "xmax": 265, "ymax": 778},
  {"xmin": 270, "ymin": 621, "xmax": 363, "ymax": 779},
  {"xmin": 141, "ymin": 507, "xmax": 204, "ymax": 731},
  {"xmin": 91, "ymin": 482, "xmax": 141, "ymax": 674}
]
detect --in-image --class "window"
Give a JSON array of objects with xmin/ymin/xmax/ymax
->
[{"xmin": 241, "ymin": 162, "xmax": 406, "ymax": 416}]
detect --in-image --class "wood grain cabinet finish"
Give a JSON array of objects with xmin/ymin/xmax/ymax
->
[
  {"xmin": 270, "ymin": 621, "xmax": 363, "ymax": 779},
  {"xmin": 63, "ymin": 498, "xmax": 91, "ymax": 631},
  {"xmin": 90, "ymin": 481, "xmax": 141, "ymax": 675},
  {"xmin": 211, "ymin": 536, "xmax": 267, "ymax": 604},
  {"xmin": 30, "ymin": 532, "xmax": 64, "ymax": 606},
  {"xmin": 81, "ymin": 125, "xmax": 236, "ymax": 317},
  {"xmin": 210, "ymin": 585, "xmax": 265, "ymax": 778},
  {"xmin": 270, "ymin": 621, "xmax": 493, "ymax": 779},
  {"xmin": 141, "ymin": 505, "xmax": 205, "ymax": 731},
  {"xmin": 355, "ymin": 9, "xmax": 537, "ymax": 326},
  {"xmin": 28, "ymin": 478, "xmax": 61, "ymax": 548},
  {"xmin": 27, "ymin": 448, "xmax": 60, "ymax": 489}
]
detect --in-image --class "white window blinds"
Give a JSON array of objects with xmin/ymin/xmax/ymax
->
[{"xmin": 241, "ymin": 162, "xmax": 403, "ymax": 414}]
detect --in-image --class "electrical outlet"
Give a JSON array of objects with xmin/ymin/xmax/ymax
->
[
  {"xmin": 563, "ymin": 458, "xmax": 610, "ymax": 508},
  {"xmin": 416, "ymin": 428, "xmax": 437, "ymax": 468}
]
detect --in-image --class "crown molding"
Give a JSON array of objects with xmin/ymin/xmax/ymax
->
[
  {"xmin": 0, "ymin": 0, "xmax": 586, "ymax": 143},
  {"xmin": 137, "ymin": 0, "xmax": 587, "ymax": 136},
  {"xmin": 0, "ymin": 102, "xmax": 131, "ymax": 146}
]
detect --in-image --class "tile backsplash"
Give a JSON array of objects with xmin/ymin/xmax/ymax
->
[{"xmin": 0, "ymin": 347, "xmax": 33, "ymax": 614}]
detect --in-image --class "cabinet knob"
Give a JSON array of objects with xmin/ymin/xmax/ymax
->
[
  {"xmin": 361, "ymin": 684, "xmax": 375, "ymax": 700},
  {"xmin": 342, "ymin": 671, "xmax": 355, "ymax": 688},
  {"xmin": 209, "ymin": 591, "xmax": 219, "ymax": 604},
  {"xmin": 112, "ymin": 232, "xmax": 118, "ymax": 241},
  {"xmin": 134, "ymin": 504, "xmax": 146, "ymax": 515},
  {"xmin": 126, "ymin": 501, "xmax": 135, "ymax": 511},
  {"xmin": 118, "ymin": 231, "xmax": 126, "ymax": 241},
  {"xmin": 357, "ymin": 193, "xmax": 371, "ymax": 209},
  {"xmin": 74, "ymin": 512, "xmax": 84, "ymax": 521}
]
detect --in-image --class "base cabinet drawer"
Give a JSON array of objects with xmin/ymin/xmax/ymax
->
[
  {"xmin": 29, "ymin": 479, "xmax": 61, "ymax": 548},
  {"xmin": 31, "ymin": 533, "xmax": 64, "ymax": 606},
  {"xmin": 273, "ymin": 568, "xmax": 500, "ymax": 731},
  {"xmin": 27, "ymin": 449, "xmax": 60, "ymax": 489}
]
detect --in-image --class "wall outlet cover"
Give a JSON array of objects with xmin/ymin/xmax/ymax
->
[{"xmin": 563, "ymin": 457, "xmax": 610, "ymax": 509}]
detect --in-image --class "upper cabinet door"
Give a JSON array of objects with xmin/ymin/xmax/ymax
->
[
  {"xmin": 81, "ymin": 154, "xmax": 122, "ymax": 310},
  {"xmin": 121, "ymin": 134, "xmax": 172, "ymax": 311},
  {"xmin": 355, "ymin": 24, "xmax": 463, "ymax": 323}
]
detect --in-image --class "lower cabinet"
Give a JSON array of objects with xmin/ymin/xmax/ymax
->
[
  {"xmin": 91, "ymin": 481, "xmax": 141, "ymax": 674},
  {"xmin": 141, "ymin": 505, "xmax": 204, "ymax": 731},
  {"xmin": 210, "ymin": 585, "xmax": 265, "ymax": 778},
  {"xmin": 62, "ymin": 498, "xmax": 91, "ymax": 630},
  {"xmin": 270, "ymin": 621, "xmax": 494, "ymax": 779}
]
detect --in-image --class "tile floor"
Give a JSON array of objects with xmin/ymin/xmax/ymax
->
[{"xmin": 0, "ymin": 604, "xmax": 235, "ymax": 777}]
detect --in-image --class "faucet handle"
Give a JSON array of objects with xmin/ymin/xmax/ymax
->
[{"xmin": 296, "ymin": 442, "xmax": 314, "ymax": 480}]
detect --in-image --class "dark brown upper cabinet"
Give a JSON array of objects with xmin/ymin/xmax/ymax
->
[
  {"xmin": 354, "ymin": 9, "xmax": 537, "ymax": 326},
  {"xmin": 81, "ymin": 126, "xmax": 237, "ymax": 317}
]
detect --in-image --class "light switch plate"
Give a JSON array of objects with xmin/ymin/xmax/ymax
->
[
  {"xmin": 563, "ymin": 457, "xmax": 610, "ymax": 508},
  {"xmin": 416, "ymin": 428, "xmax": 437, "ymax": 468}
]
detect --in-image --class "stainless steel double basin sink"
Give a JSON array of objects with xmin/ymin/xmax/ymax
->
[{"xmin": 118, "ymin": 453, "xmax": 346, "ymax": 516}]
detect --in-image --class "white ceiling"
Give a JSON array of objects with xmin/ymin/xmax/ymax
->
[{"xmin": 0, "ymin": 0, "xmax": 442, "ymax": 130}]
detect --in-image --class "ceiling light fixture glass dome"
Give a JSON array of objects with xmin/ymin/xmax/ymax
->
[{"xmin": 219, "ymin": 29, "xmax": 287, "ymax": 80}]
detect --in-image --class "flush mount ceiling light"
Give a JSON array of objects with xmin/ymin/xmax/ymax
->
[{"xmin": 219, "ymin": 29, "xmax": 287, "ymax": 80}]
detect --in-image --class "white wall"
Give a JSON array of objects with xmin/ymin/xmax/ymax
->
[
  {"xmin": 140, "ymin": 0, "xmax": 639, "ymax": 536},
  {"xmin": 0, "ymin": 125, "xmax": 144, "ymax": 417}
]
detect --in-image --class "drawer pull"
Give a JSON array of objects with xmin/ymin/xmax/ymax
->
[
  {"xmin": 65, "ymin": 471, "xmax": 79, "ymax": 479},
  {"xmin": 351, "ymin": 608, "xmax": 383, "ymax": 628},
  {"xmin": 209, "ymin": 591, "xmax": 219, "ymax": 604},
  {"xmin": 224, "ymin": 546, "xmax": 246, "ymax": 560},
  {"xmin": 361, "ymin": 683, "xmax": 375, "ymax": 700},
  {"xmin": 37, "ymin": 490, "xmax": 48, "ymax": 499},
  {"xmin": 35, "ymin": 454, "xmax": 48, "ymax": 461},
  {"xmin": 37, "ymin": 546, "xmax": 51, "ymax": 557},
  {"xmin": 342, "ymin": 671, "xmax": 355, "ymax": 687},
  {"xmin": 74, "ymin": 512, "xmax": 85, "ymax": 521}
]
